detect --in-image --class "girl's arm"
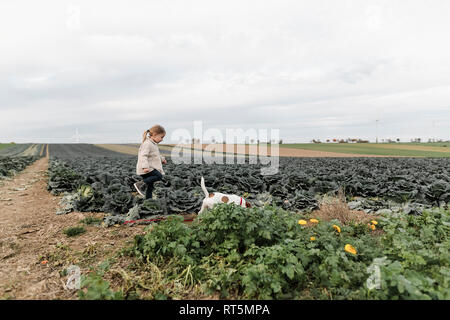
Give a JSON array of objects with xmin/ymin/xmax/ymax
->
[{"xmin": 139, "ymin": 141, "xmax": 151, "ymax": 170}]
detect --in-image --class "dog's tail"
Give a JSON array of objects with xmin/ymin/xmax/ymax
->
[{"xmin": 200, "ymin": 176, "xmax": 209, "ymax": 198}]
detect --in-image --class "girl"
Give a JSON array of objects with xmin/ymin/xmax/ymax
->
[{"xmin": 134, "ymin": 125, "xmax": 167, "ymax": 199}]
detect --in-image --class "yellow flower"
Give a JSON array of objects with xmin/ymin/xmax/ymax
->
[
  {"xmin": 298, "ymin": 220, "xmax": 307, "ymax": 226},
  {"xmin": 370, "ymin": 224, "xmax": 376, "ymax": 231},
  {"xmin": 310, "ymin": 236, "xmax": 316, "ymax": 241},
  {"xmin": 345, "ymin": 244, "xmax": 357, "ymax": 255},
  {"xmin": 371, "ymin": 220, "xmax": 378, "ymax": 225},
  {"xmin": 333, "ymin": 225, "xmax": 341, "ymax": 233},
  {"xmin": 310, "ymin": 218, "xmax": 319, "ymax": 224}
]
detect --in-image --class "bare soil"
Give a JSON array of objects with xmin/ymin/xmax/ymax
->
[
  {"xmin": 98, "ymin": 143, "xmax": 393, "ymax": 158},
  {"xmin": 167, "ymin": 144, "xmax": 392, "ymax": 157},
  {"xmin": 94, "ymin": 144, "xmax": 139, "ymax": 156}
]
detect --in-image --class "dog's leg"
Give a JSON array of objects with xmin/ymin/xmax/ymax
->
[{"xmin": 198, "ymin": 202, "xmax": 207, "ymax": 215}]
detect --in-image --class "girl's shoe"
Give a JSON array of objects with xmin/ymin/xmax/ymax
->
[{"xmin": 133, "ymin": 181, "xmax": 146, "ymax": 198}]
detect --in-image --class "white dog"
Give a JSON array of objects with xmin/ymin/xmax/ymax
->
[{"xmin": 198, "ymin": 176, "xmax": 252, "ymax": 215}]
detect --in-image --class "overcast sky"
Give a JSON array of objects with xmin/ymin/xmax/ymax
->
[{"xmin": 1, "ymin": 0, "xmax": 449, "ymax": 144}]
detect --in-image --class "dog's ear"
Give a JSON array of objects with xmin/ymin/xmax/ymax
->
[{"xmin": 245, "ymin": 201, "xmax": 252, "ymax": 208}]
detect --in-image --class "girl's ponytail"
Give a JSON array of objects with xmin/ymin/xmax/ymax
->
[
  {"xmin": 142, "ymin": 129, "xmax": 149, "ymax": 143},
  {"xmin": 142, "ymin": 125, "xmax": 166, "ymax": 143}
]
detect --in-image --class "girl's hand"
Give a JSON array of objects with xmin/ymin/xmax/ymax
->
[
  {"xmin": 162, "ymin": 159, "xmax": 167, "ymax": 165},
  {"xmin": 143, "ymin": 168, "xmax": 150, "ymax": 173}
]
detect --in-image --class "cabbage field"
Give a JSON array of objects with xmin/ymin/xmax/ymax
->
[
  {"xmin": 0, "ymin": 143, "xmax": 46, "ymax": 180},
  {"xmin": 47, "ymin": 144, "xmax": 450, "ymax": 224},
  {"xmin": 0, "ymin": 156, "xmax": 40, "ymax": 179}
]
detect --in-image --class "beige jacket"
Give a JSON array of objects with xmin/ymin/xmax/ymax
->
[{"xmin": 136, "ymin": 137, "xmax": 166, "ymax": 176}]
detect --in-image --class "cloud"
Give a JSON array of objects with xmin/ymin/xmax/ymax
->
[{"xmin": 1, "ymin": 0, "xmax": 450, "ymax": 143}]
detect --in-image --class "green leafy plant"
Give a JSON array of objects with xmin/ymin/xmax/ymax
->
[
  {"xmin": 80, "ymin": 216, "xmax": 102, "ymax": 226},
  {"xmin": 63, "ymin": 226, "xmax": 86, "ymax": 237},
  {"xmin": 78, "ymin": 272, "xmax": 124, "ymax": 300},
  {"xmin": 130, "ymin": 204, "xmax": 450, "ymax": 300}
]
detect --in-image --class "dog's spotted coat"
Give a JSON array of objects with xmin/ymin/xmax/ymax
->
[{"xmin": 198, "ymin": 177, "xmax": 251, "ymax": 215}]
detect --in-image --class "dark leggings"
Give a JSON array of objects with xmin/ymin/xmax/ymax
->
[{"xmin": 140, "ymin": 169, "xmax": 163, "ymax": 199}]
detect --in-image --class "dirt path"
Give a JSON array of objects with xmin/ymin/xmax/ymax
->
[{"xmin": 0, "ymin": 155, "xmax": 146, "ymax": 300}]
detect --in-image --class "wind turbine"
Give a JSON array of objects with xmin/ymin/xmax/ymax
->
[
  {"xmin": 376, "ymin": 119, "xmax": 379, "ymax": 144},
  {"xmin": 73, "ymin": 128, "xmax": 80, "ymax": 143},
  {"xmin": 375, "ymin": 109, "xmax": 380, "ymax": 144}
]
